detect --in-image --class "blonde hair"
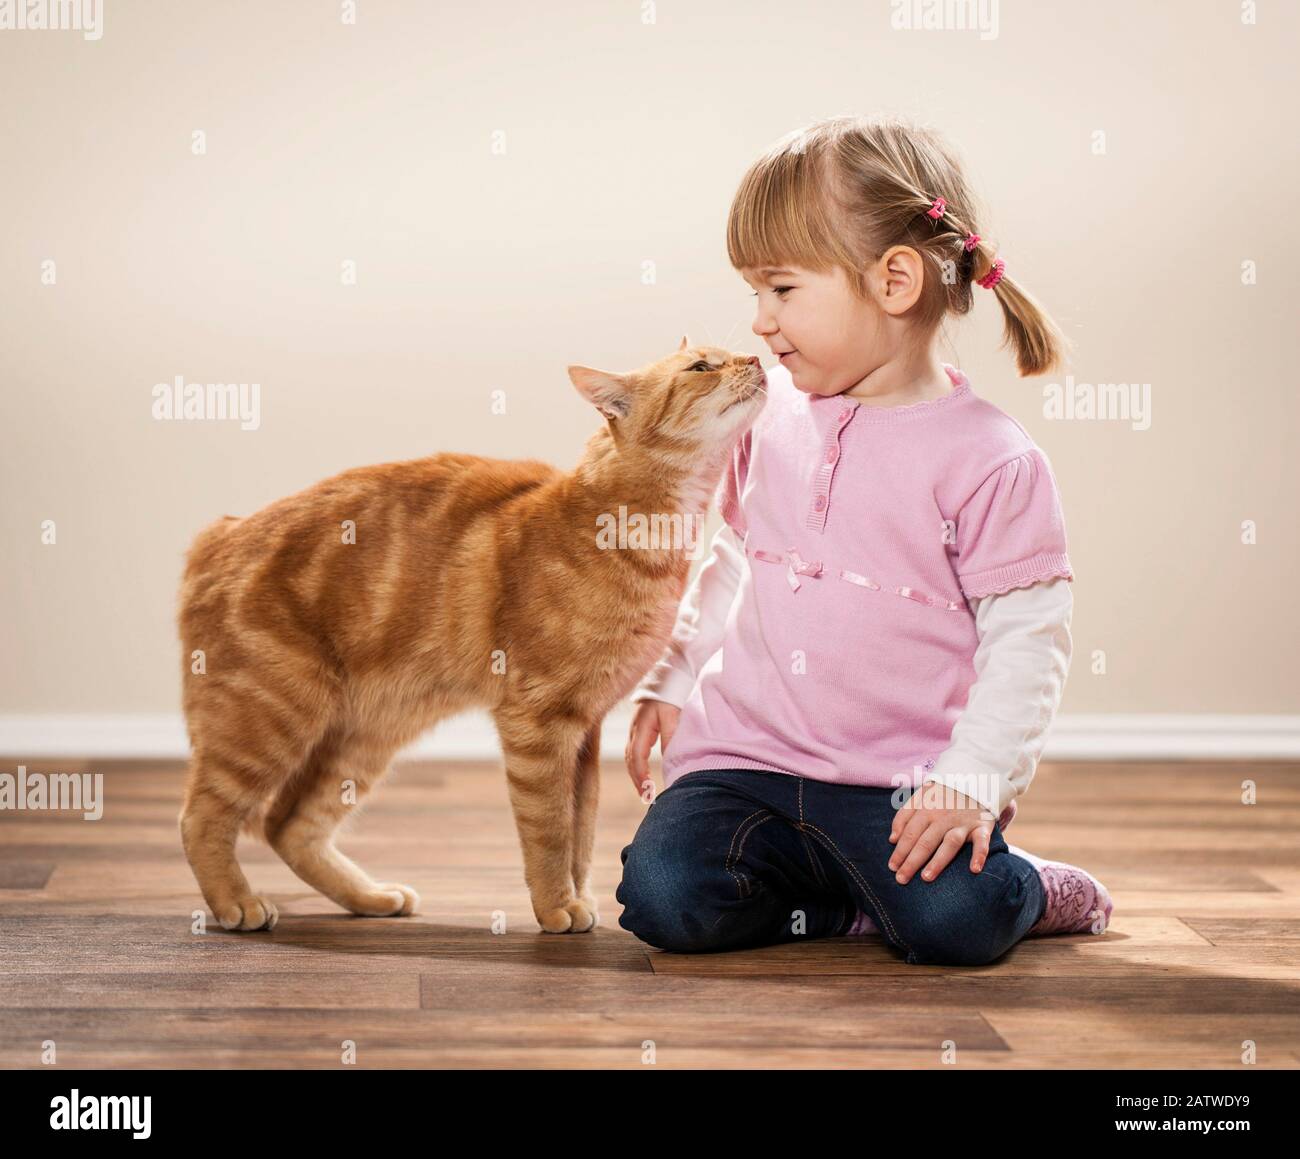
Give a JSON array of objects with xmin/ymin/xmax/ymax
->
[{"xmin": 726, "ymin": 114, "xmax": 1070, "ymax": 377}]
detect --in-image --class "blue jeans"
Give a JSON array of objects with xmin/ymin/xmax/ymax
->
[{"xmin": 616, "ymin": 768, "xmax": 1046, "ymax": 966}]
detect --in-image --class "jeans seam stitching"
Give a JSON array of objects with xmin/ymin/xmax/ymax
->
[
  {"xmin": 796, "ymin": 824, "xmax": 828, "ymax": 888},
  {"xmin": 734, "ymin": 814, "xmax": 778, "ymax": 897},
  {"xmin": 726, "ymin": 810, "xmax": 776, "ymax": 898},
  {"xmin": 795, "ymin": 780, "xmax": 831, "ymax": 888},
  {"xmin": 801, "ymin": 821, "xmax": 913, "ymax": 955}
]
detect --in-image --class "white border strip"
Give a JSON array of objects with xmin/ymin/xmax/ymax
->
[{"xmin": 1, "ymin": 713, "xmax": 1299, "ymax": 762}]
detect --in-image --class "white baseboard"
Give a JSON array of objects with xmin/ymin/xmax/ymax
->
[
  {"xmin": 1, "ymin": 713, "xmax": 1299, "ymax": 763},
  {"xmin": 1043, "ymin": 714, "xmax": 1300, "ymax": 759}
]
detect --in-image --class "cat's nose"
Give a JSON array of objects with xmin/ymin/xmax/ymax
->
[{"xmin": 745, "ymin": 356, "xmax": 761, "ymax": 367}]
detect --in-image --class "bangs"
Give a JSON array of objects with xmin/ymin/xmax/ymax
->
[{"xmin": 726, "ymin": 135, "xmax": 860, "ymax": 280}]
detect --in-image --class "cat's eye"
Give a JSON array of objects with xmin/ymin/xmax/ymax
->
[{"xmin": 688, "ymin": 360, "xmax": 714, "ymax": 372}]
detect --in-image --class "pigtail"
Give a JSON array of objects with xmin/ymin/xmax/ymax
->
[
  {"xmin": 973, "ymin": 242, "xmax": 1072, "ymax": 377},
  {"xmin": 928, "ymin": 198, "xmax": 1072, "ymax": 379}
]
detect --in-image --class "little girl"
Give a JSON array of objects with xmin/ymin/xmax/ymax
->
[{"xmin": 617, "ymin": 115, "xmax": 1112, "ymax": 966}]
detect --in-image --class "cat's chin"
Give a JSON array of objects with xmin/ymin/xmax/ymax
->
[
  {"xmin": 720, "ymin": 392, "xmax": 760, "ymax": 416},
  {"xmin": 708, "ymin": 404, "xmax": 761, "ymax": 445}
]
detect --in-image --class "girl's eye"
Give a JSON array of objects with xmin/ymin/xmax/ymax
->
[
  {"xmin": 749, "ymin": 287, "xmax": 793, "ymax": 298},
  {"xmin": 688, "ymin": 360, "xmax": 713, "ymax": 372}
]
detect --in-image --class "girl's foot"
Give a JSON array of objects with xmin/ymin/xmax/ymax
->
[
  {"xmin": 844, "ymin": 908, "xmax": 878, "ymax": 935},
  {"xmin": 1007, "ymin": 843, "xmax": 1113, "ymax": 936}
]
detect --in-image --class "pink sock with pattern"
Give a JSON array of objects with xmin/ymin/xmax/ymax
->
[{"xmin": 1008, "ymin": 843, "xmax": 1113, "ymax": 936}]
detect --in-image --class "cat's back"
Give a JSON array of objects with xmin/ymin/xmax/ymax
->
[
  {"xmin": 185, "ymin": 451, "xmax": 558, "ymax": 564},
  {"xmin": 177, "ymin": 449, "xmax": 564, "ymax": 648}
]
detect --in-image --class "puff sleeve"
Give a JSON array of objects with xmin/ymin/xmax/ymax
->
[
  {"xmin": 715, "ymin": 427, "xmax": 752, "ymax": 539},
  {"xmin": 954, "ymin": 448, "xmax": 1074, "ymax": 601}
]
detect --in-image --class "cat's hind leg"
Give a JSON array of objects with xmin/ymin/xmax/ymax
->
[
  {"xmin": 180, "ymin": 750, "xmax": 284, "ymax": 931},
  {"xmin": 179, "ymin": 615, "xmax": 344, "ymax": 931},
  {"xmin": 264, "ymin": 728, "xmax": 419, "ymax": 917},
  {"xmin": 180, "ymin": 677, "xmax": 337, "ymax": 932}
]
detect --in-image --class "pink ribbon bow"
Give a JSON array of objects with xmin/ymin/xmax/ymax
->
[{"xmin": 785, "ymin": 546, "xmax": 823, "ymax": 592}]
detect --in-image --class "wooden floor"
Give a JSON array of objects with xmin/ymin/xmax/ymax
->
[{"xmin": 1, "ymin": 756, "xmax": 1298, "ymax": 1069}]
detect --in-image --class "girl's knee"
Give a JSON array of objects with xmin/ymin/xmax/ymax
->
[
  {"xmin": 894, "ymin": 861, "xmax": 1039, "ymax": 966},
  {"xmin": 621, "ymin": 841, "xmax": 712, "ymax": 951},
  {"xmin": 616, "ymin": 840, "xmax": 730, "ymax": 953}
]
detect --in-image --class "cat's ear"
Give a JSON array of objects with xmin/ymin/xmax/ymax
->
[
  {"xmin": 568, "ymin": 365, "xmax": 633, "ymax": 422},
  {"xmin": 678, "ymin": 335, "xmax": 689, "ymax": 351}
]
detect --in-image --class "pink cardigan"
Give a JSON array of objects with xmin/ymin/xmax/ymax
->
[{"xmin": 633, "ymin": 362, "xmax": 1074, "ymax": 820}]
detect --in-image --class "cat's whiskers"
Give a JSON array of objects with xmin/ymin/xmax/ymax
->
[
  {"xmin": 692, "ymin": 316, "xmax": 748, "ymax": 355},
  {"xmin": 720, "ymin": 316, "xmax": 745, "ymax": 350}
]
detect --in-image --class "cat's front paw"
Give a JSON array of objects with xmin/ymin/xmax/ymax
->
[
  {"xmin": 538, "ymin": 897, "xmax": 599, "ymax": 934},
  {"xmin": 215, "ymin": 895, "xmax": 278, "ymax": 931}
]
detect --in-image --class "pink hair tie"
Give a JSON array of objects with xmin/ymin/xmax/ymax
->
[
  {"xmin": 926, "ymin": 196, "xmax": 947, "ymax": 220},
  {"xmin": 963, "ymin": 232, "xmax": 980, "ymax": 252},
  {"xmin": 976, "ymin": 257, "xmax": 1005, "ymax": 289}
]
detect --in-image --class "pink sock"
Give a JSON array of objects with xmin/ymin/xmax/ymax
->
[
  {"xmin": 1007, "ymin": 843, "xmax": 1113, "ymax": 936},
  {"xmin": 845, "ymin": 908, "xmax": 878, "ymax": 936}
]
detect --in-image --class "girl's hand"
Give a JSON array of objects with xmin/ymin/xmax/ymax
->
[
  {"xmin": 625, "ymin": 699, "xmax": 680, "ymax": 798},
  {"xmin": 888, "ymin": 782, "xmax": 996, "ymax": 883}
]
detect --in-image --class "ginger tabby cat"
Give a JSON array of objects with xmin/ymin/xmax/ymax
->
[{"xmin": 177, "ymin": 339, "xmax": 766, "ymax": 934}]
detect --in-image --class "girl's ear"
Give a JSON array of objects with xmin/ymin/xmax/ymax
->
[{"xmin": 567, "ymin": 365, "xmax": 633, "ymax": 421}]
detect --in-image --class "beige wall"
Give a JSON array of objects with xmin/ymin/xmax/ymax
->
[{"xmin": 2, "ymin": 0, "xmax": 1296, "ymax": 718}]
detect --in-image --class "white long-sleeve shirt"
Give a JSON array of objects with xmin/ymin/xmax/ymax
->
[{"xmin": 630, "ymin": 522, "xmax": 1072, "ymax": 821}]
